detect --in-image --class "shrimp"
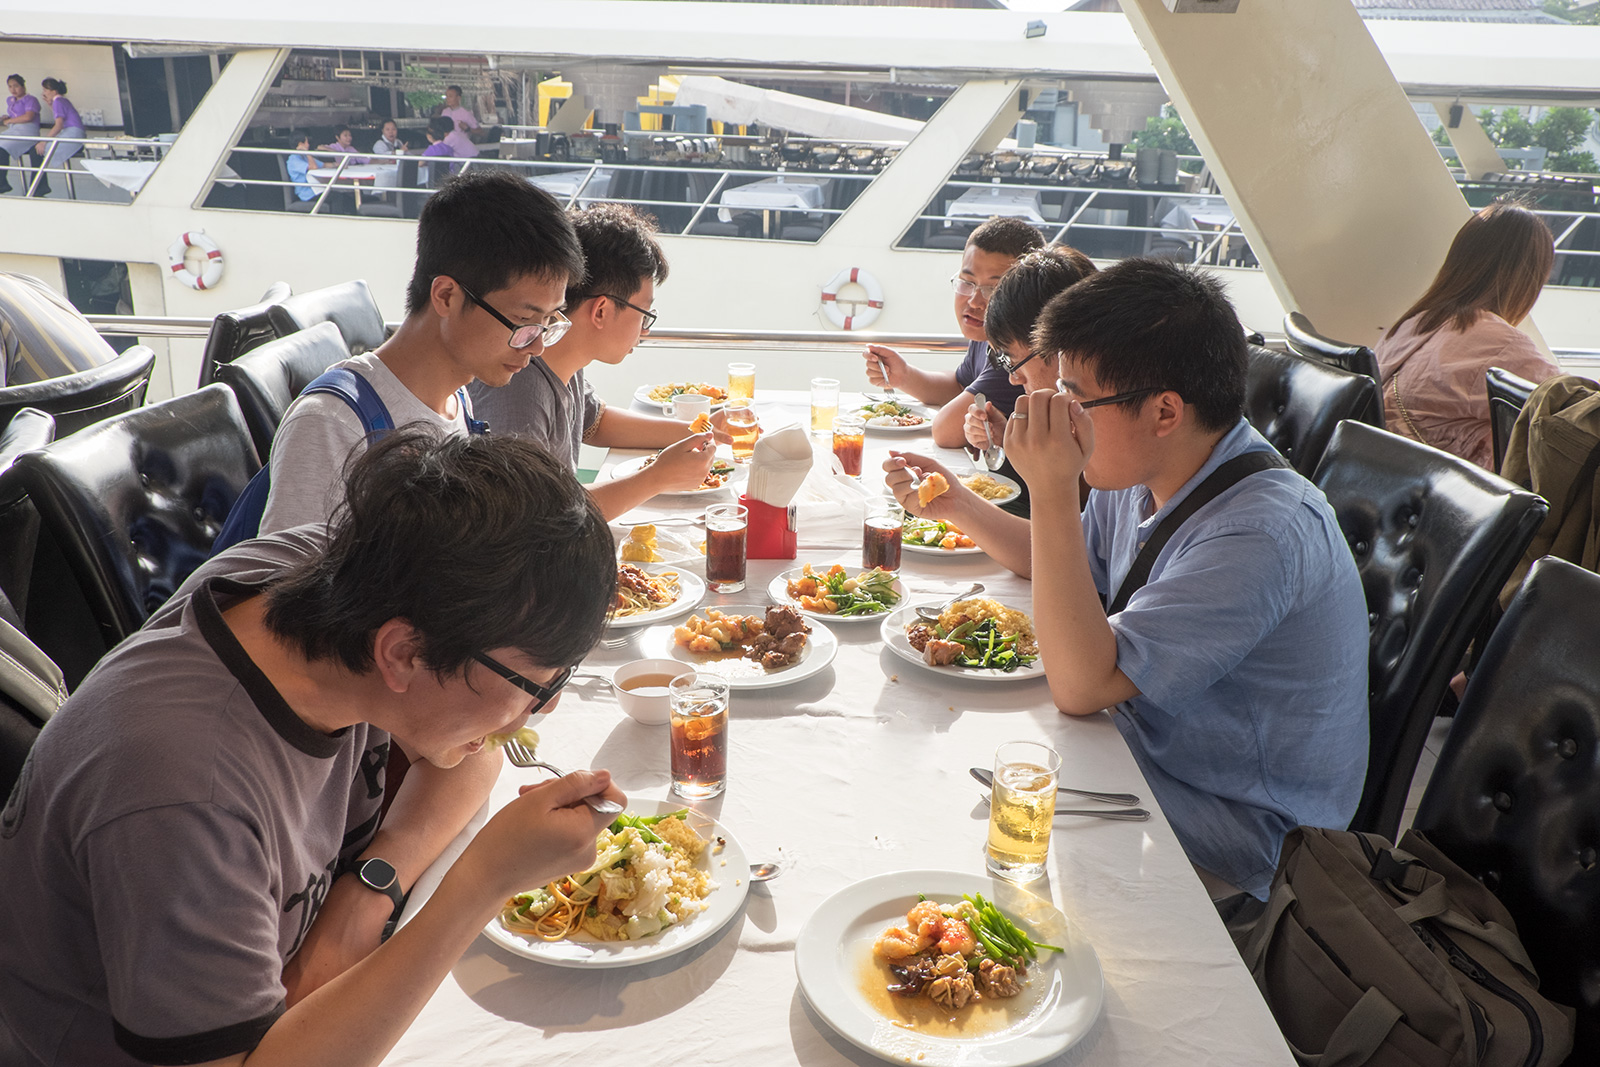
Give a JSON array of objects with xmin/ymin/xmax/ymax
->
[
  {"xmin": 686, "ymin": 635, "xmax": 722, "ymax": 653},
  {"xmin": 937, "ymin": 917, "xmax": 977, "ymax": 957},
  {"xmin": 873, "ymin": 926, "xmax": 921, "ymax": 960},
  {"xmin": 800, "ymin": 596, "xmax": 836, "ymax": 613},
  {"xmin": 907, "ymin": 901, "xmax": 944, "ymax": 952}
]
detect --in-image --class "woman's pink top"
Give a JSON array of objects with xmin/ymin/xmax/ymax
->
[{"xmin": 1376, "ymin": 310, "xmax": 1559, "ymax": 470}]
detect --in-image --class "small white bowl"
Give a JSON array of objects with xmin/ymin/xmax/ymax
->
[{"xmin": 613, "ymin": 658, "xmax": 686, "ymax": 725}]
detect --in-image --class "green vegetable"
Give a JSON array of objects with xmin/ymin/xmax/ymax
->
[
  {"xmin": 960, "ymin": 892, "xmax": 1062, "ymax": 967},
  {"xmin": 607, "ymin": 810, "xmax": 689, "ymax": 849}
]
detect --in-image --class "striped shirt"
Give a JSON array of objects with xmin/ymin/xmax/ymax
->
[{"xmin": 0, "ymin": 273, "xmax": 118, "ymax": 386}]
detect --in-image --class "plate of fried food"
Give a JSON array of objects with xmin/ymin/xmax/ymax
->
[
  {"xmin": 636, "ymin": 381, "xmax": 730, "ymax": 414},
  {"xmin": 768, "ymin": 563, "xmax": 904, "ymax": 623},
  {"xmin": 638, "ymin": 604, "xmax": 839, "ymax": 689},
  {"xmin": 957, "ymin": 470, "xmax": 1021, "ymax": 505},
  {"xmin": 859, "ymin": 397, "xmax": 933, "ymax": 433},
  {"xmin": 607, "ymin": 563, "xmax": 706, "ymax": 628},
  {"xmin": 616, "ymin": 523, "xmax": 704, "ymax": 566},
  {"xmin": 902, "ymin": 515, "xmax": 983, "ymax": 556},
  {"xmin": 880, "ymin": 599, "xmax": 1044, "ymax": 681}
]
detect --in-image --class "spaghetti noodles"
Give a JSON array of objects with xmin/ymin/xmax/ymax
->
[{"xmin": 611, "ymin": 563, "xmax": 681, "ymax": 619}]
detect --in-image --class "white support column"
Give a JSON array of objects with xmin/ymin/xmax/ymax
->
[{"xmin": 1431, "ymin": 101, "xmax": 1506, "ymax": 180}]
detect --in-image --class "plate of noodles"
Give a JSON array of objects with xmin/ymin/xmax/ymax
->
[
  {"xmin": 483, "ymin": 800, "xmax": 750, "ymax": 968},
  {"xmin": 956, "ymin": 470, "xmax": 1021, "ymax": 505},
  {"xmin": 608, "ymin": 564, "xmax": 705, "ymax": 629}
]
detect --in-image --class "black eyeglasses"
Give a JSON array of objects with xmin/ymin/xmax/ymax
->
[
  {"xmin": 605, "ymin": 294, "xmax": 658, "ymax": 333},
  {"xmin": 1057, "ymin": 381, "xmax": 1165, "ymax": 410},
  {"xmin": 950, "ymin": 275, "xmax": 1000, "ymax": 301},
  {"xmin": 473, "ymin": 653, "xmax": 575, "ymax": 713},
  {"xmin": 992, "ymin": 346, "xmax": 1048, "ymax": 376},
  {"xmin": 456, "ymin": 281, "xmax": 571, "ymax": 349}
]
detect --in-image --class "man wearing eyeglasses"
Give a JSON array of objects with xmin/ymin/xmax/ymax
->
[
  {"xmin": 470, "ymin": 203, "xmax": 734, "ymax": 519},
  {"xmin": 258, "ymin": 170, "xmax": 585, "ymax": 536}
]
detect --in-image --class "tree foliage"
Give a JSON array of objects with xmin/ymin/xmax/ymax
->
[
  {"xmin": 1131, "ymin": 105, "xmax": 1198, "ymax": 157},
  {"xmin": 1543, "ymin": 0, "xmax": 1600, "ymax": 25},
  {"xmin": 1476, "ymin": 106, "xmax": 1599, "ymax": 173}
]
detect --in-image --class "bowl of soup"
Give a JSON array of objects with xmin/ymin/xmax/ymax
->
[{"xmin": 613, "ymin": 658, "xmax": 684, "ymax": 725}]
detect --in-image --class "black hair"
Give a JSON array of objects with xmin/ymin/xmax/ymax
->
[
  {"xmin": 6, "ymin": 75, "xmax": 24, "ymax": 89},
  {"xmin": 968, "ymin": 216, "xmax": 1045, "ymax": 259},
  {"xmin": 289, "ymin": 129, "xmax": 310, "ymax": 148},
  {"xmin": 404, "ymin": 169, "xmax": 586, "ymax": 315},
  {"xmin": 334, "ymin": 125, "xmax": 351, "ymax": 137},
  {"xmin": 424, "ymin": 116, "xmax": 452, "ymax": 140},
  {"xmin": 1033, "ymin": 257, "xmax": 1246, "ymax": 433},
  {"xmin": 263, "ymin": 429, "xmax": 616, "ymax": 676},
  {"xmin": 446, "ymin": 85, "xmax": 464, "ymax": 95},
  {"xmin": 564, "ymin": 203, "xmax": 669, "ymax": 308},
  {"xmin": 41, "ymin": 78, "xmax": 66, "ymax": 94},
  {"xmin": 983, "ymin": 245, "xmax": 1098, "ymax": 355}
]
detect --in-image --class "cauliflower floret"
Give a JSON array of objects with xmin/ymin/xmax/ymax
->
[{"xmin": 620, "ymin": 847, "xmax": 674, "ymax": 919}]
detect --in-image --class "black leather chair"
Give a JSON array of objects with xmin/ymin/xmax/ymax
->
[
  {"xmin": 0, "ymin": 410, "xmax": 58, "ymax": 631},
  {"xmin": 1283, "ymin": 312, "xmax": 1383, "ymax": 399},
  {"xmin": 267, "ymin": 280, "xmax": 387, "ymax": 356},
  {"xmin": 1412, "ymin": 555, "xmax": 1600, "ymax": 1062},
  {"xmin": 0, "ymin": 385, "xmax": 260, "ymax": 688},
  {"xmin": 215, "ymin": 322, "xmax": 351, "ymax": 460},
  {"xmin": 1312, "ymin": 421, "xmax": 1548, "ymax": 839},
  {"xmin": 0, "ymin": 614, "xmax": 66, "ymax": 797},
  {"xmin": 0, "ymin": 346, "xmax": 155, "ymax": 438},
  {"xmin": 1244, "ymin": 345, "xmax": 1383, "ymax": 477},
  {"xmin": 0, "ymin": 408, "xmax": 54, "ymax": 478},
  {"xmin": 196, "ymin": 282, "xmax": 292, "ymax": 387},
  {"xmin": 1486, "ymin": 365, "xmax": 1537, "ymax": 476}
]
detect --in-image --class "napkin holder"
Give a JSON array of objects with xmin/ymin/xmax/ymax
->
[{"xmin": 741, "ymin": 494, "xmax": 797, "ymax": 560}]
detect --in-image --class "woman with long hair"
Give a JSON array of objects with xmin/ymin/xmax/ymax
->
[
  {"xmin": 30, "ymin": 77, "xmax": 84, "ymax": 198},
  {"xmin": 1376, "ymin": 199, "xmax": 1558, "ymax": 470}
]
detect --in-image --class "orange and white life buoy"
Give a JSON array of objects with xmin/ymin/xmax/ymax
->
[
  {"xmin": 166, "ymin": 230, "xmax": 224, "ymax": 291},
  {"xmin": 819, "ymin": 266, "xmax": 883, "ymax": 330}
]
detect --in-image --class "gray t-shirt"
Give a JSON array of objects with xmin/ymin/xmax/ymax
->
[
  {"xmin": 260, "ymin": 352, "xmax": 469, "ymax": 534},
  {"xmin": 466, "ymin": 357, "xmax": 603, "ymax": 470},
  {"xmin": 0, "ymin": 528, "xmax": 388, "ymax": 1067}
]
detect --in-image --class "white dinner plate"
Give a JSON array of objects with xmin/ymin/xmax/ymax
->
[
  {"xmin": 634, "ymin": 382, "xmax": 730, "ymax": 414},
  {"xmin": 766, "ymin": 566, "xmax": 905, "ymax": 624},
  {"xmin": 637, "ymin": 605, "xmax": 838, "ymax": 689},
  {"xmin": 482, "ymin": 800, "xmax": 749, "ymax": 969},
  {"xmin": 795, "ymin": 869, "xmax": 1103, "ymax": 1067},
  {"xmin": 879, "ymin": 604, "xmax": 1045, "ymax": 683},
  {"xmin": 956, "ymin": 469, "xmax": 1022, "ymax": 505},
  {"xmin": 902, "ymin": 520, "xmax": 987, "ymax": 557},
  {"xmin": 607, "ymin": 567, "xmax": 706, "ymax": 629},
  {"xmin": 857, "ymin": 400, "xmax": 935, "ymax": 434},
  {"xmin": 609, "ymin": 454, "xmax": 742, "ymax": 498}
]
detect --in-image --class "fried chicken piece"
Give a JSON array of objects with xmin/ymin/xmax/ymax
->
[
  {"xmin": 917, "ymin": 471, "xmax": 950, "ymax": 508},
  {"xmin": 905, "ymin": 623, "xmax": 934, "ymax": 653},
  {"xmin": 923, "ymin": 639, "xmax": 964, "ymax": 666}
]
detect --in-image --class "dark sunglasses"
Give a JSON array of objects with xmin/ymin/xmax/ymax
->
[
  {"xmin": 473, "ymin": 653, "xmax": 575, "ymax": 713},
  {"xmin": 456, "ymin": 281, "xmax": 571, "ymax": 349},
  {"xmin": 605, "ymin": 294, "xmax": 658, "ymax": 333},
  {"xmin": 1057, "ymin": 381, "xmax": 1165, "ymax": 410}
]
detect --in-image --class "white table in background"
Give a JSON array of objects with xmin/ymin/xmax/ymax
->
[
  {"xmin": 529, "ymin": 168, "xmax": 614, "ymax": 205},
  {"xmin": 78, "ymin": 158, "xmax": 241, "ymax": 195},
  {"xmin": 717, "ymin": 175, "xmax": 830, "ymax": 231},
  {"xmin": 948, "ymin": 185, "xmax": 1046, "ymax": 224}
]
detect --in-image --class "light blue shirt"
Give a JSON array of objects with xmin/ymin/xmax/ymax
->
[
  {"xmin": 1083, "ymin": 419, "xmax": 1369, "ymax": 897},
  {"xmin": 286, "ymin": 153, "xmax": 315, "ymax": 201}
]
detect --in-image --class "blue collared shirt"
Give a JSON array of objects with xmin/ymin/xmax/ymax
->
[
  {"xmin": 1082, "ymin": 419, "xmax": 1368, "ymax": 897},
  {"xmin": 286, "ymin": 153, "xmax": 315, "ymax": 201}
]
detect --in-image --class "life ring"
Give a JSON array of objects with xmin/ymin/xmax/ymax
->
[
  {"xmin": 166, "ymin": 230, "xmax": 224, "ymax": 291},
  {"xmin": 819, "ymin": 266, "xmax": 883, "ymax": 330}
]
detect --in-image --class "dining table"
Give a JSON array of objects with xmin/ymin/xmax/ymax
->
[
  {"xmin": 718, "ymin": 175, "xmax": 831, "ymax": 235},
  {"xmin": 948, "ymin": 185, "xmax": 1046, "ymax": 224},
  {"xmin": 382, "ymin": 388, "xmax": 1294, "ymax": 1067}
]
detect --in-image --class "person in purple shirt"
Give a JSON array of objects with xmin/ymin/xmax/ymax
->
[
  {"xmin": 419, "ymin": 116, "xmax": 457, "ymax": 186},
  {"xmin": 30, "ymin": 78, "xmax": 84, "ymax": 198},
  {"xmin": 319, "ymin": 125, "xmax": 369, "ymax": 164},
  {"xmin": 0, "ymin": 74, "xmax": 42, "ymax": 195},
  {"xmin": 438, "ymin": 85, "xmax": 481, "ymax": 160}
]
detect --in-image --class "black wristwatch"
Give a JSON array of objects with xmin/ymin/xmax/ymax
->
[{"xmin": 354, "ymin": 857, "xmax": 407, "ymax": 941}]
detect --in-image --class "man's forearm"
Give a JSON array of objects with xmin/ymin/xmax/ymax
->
[
  {"xmin": 944, "ymin": 494, "xmax": 1034, "ymax": 578},
  {"xmin": 902, "ymin": 367, "xmax": 964, "ymax": 408},
  {"xmin": 594, "ymin": 406, "xmax": 690, "ymax": 449},
  {"xmin": 931, "ymin": 390, "xmax": 975, "ymax": 448}
]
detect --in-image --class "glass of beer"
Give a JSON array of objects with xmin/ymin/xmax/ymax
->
[
  {"xmin": 728, "ymin": 362, "xmax": 756, "ymax": 401},
  {"xmin": 704, "ymin": 503, "xmax": 748, "ymax": 593},
  {"xmin": 832, "ymin": 413, "xmax": 866, "ymax": 477},
  {"xmin": 669, "ymin": 673, "xmax": 729, "ymax": 799},
  {"xmin": 725, "ymin": 400, "xmax": 760, "ymax": 464},
  {"xmin": 863, "ymin": 497, "xmax": 904, "ymax": 572},
  {"xmin": 985, "ymin": 740, "xmax": 1061, "ymax": 883},
  {"xmin": 810, "ymin": 377, "xmax": 840, "ymax": 435}
]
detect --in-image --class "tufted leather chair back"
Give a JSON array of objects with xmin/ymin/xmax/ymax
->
[
  {"xmin": 1283, "ymin": 312, "xmax": 1382, "ymax": 407},
  {"xmin": 0, "ymin": 346, "xmax": 155, "ymax": 439},
  {"xmin": 215, "ymin": 322, "xmax": 352, "ymax": 460},
  {"xmin": 1313, "ymin": 421, "xmax": 1548, "ymax": 839},
  {"xmin": 196, "ymin": 282, "xmax": 292, "ymax": 387},
  {"xmin": 0, "ymin": 410, "xmax": 58, "ymax": 628},
  {"xmin": 0, "ymin": 385, "xmax": 260, "ymax": 689},
  {"xmin": 1486, "ymin": 365, "xmax": 1537, "ymax": 476},
  {"xmin": 1413, "ymin": 555, "xmax": 1600, "ymax": 1061},
  {"xmin": 267, "ymin": 280, "xmax": 388, "ymax": 356},
  {"xmin": 1244, "ymin": 344, "xmax": 1383, "ymax": 476}
]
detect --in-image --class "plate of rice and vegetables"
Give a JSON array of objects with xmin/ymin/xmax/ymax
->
[
  {"xmin": 859, "ymin": 398, "xmax": 933, "ymax": 432},
  {"xmin": 768, "ymin": 563, "xmax": 904, "ymax": 622},
  {"xmin": 880, "ymin": 599, "xmax": 1043, "ymax": 681}
]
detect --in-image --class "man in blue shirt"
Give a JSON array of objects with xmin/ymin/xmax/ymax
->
[
  {"xmin": 285, "ymin": 129, "xmax": 322, "ymax": 202},
  {"xmin": 1006, "ymin": 257, "xmax": 1369, "ymax": 899}
]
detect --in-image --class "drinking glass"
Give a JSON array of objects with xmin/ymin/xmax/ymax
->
[
  {"xmin": 725, "ymin": 400, "xmax": 760, "ymax": 464},
  {"xmin": 862, "ymin": 496, "xmax": 904, "ymax": 572},
  {"xmin": 703, "ymin": 503, "xmax": 748, "ymax": 593},
  {"xmin": 669, "ymin": 673, "xmax": 729, "ymax": 800},
  {"xmin": 985, "ymin": 740, "xmax": 1061, "ymax": 883},
  {"xmin": 810, "ymin": 377, "xmax": 840, "ymax": 436},
  {"xmin": 728, "ymin": 362, "xmax": 756, "ymax": 401},
  {"xmin": 832, "ymin": 413, "xmax": 866, "ymax": 477}
]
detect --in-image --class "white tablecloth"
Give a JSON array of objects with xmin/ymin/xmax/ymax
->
[
  {"xmin": 718, "ymin": 175, "xmax": 829, "ymax": 221},
  {"xmin": 308, "ymin": 163, "xmax": 401, "ymax": 189},
  {"xmin": 530, "ymin": 169, "xmax": 615, "ymax": 203},
  {"xmin": 386, "ymin": 390, "xmax": 1293, "ymax": 1067},
  {"xmin": 78, "ymin": 157, "xmax": 241, "ymax": 194},
  {"xmin": 948, "ymin": 186, "xmax": 1046, "ymax": 224}
]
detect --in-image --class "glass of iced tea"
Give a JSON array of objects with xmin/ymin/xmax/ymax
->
[
  {"xmin": 985, "ymin": 741, "xmax": 1061, "ymax": 883},
  {"xmin": 832, "ymin": 413, "xmax": 866, "ymax": 477},
  {"xmin": 725, "ymin": 400, "xmax": 760, "ymax": 464},
  {"xmin": 668, "ymin": 673, "xmax": 729, "ymax": 800},
  {"xmin": 863, "ymin": 497, "xmax": 904, "ymax": 572},
  {"xmin": 810, "ymin": 377, "xmax": 840, "ymax": 435},
  {"xmin": 704, "ymin": 503, "xmax": 748, "ymax": 593},
  {"xmin": 728, "ymin": 362, "xmax": 756, "ymax": 401}
]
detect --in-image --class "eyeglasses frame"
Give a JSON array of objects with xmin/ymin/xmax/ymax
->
[
  {"xmin": 472, "ymin": 653, "xmax": 575, "ymax": 713},
  {"xmin": 454, "ymin": 280, "xmax": 571, "ymax": 350},
  {"xmin": 949, "ymin": 274, "xmax": 1001, "ymax": 302},
  {"xmin": 1056, "ymin": 382, "xmax": 1167, "ymax": 410},
  {"xmin": 604, "ymin": 294, "xmax": 658, "ymax": 333}
]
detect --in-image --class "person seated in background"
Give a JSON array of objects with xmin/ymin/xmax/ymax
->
[
  {"xmin": 862, "ymin": 215, "xmax": 1043, "ymax": 448},
  {"xmin": 371, "ymin": 119, "xmax": 406, "ymax": 156},
  {"xmin": 0, "ymin": 74, "xmax": 42, "ymax": 194},
  {"xmin": 419, "ymin": 116, "xmax": 456, "ymax": 184},
  {"xmin": 1008, "ymin": 257, "xmax": 1369, "ymax": 900},
  {"xmin": 285, "ymin": 129, "xmax": 324, "ymax": 202},
  {"xmin": 258, "ymin": 170, "xmax": 584, "ymax": 534},
  {"xmin": 882, "ymin": 245, "xmax": 1098, "ymax": 575},
  {"xmin": 0, "ymin": 272, "xmax": 119, "ymax": 386},
  {"xmin": 1376, "ymin": 199, "xmax": 1559, "ymax": 471},
  {"xmin": 471, "ymin": 203, "xmax": 743, "ymax": 519},
  {"xmin": 0, "ymin": 428, "xmax": 626, "ymax": 1067},
  {"xmin": 28, "ymin": 77, "xmax": 83, "ymax": 198},
  {"xmin": 318, "ymin": 125, "xmax": 369, "ymax": 164}
]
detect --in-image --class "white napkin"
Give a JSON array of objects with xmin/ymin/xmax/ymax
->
[{"xmin": 746, "ymin": 425, "xmax": 813, "ymax": 506}]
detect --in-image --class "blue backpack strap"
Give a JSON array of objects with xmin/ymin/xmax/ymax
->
[{"xmin": 457, "ymin": 387, "xmax": 489, "ymax": 435}]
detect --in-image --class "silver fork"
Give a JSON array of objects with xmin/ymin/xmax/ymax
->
[{"xmin": 501, "ymin": 739, "xmax": 623, "ymax": 814}]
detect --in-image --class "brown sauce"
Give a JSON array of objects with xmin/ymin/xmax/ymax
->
[{"xmin": 854, "ymin": 952, "xmax": 1034, "ymax": 1038}]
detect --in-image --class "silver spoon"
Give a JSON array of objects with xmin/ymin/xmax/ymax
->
[
  {"xmin": 749, "ymin": 860, "xmax": 781, "ymax": 882},
  {"xmin": 914, "ymin": 582, "xmax": 985, "ymax": 622},
  {"xmin": 977, "ymin": 792, "xmax": 1151, "ymax": 821},
  {"xmin": 974, "ymin": 392, "xmax": 1003, "ymax": 471},
  {"xmin": 970, "ymin": 766, "xmax": 1141, "ymax": 807}
]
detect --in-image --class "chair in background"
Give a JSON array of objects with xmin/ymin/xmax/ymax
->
[
  {"xmin": 1244, "ymin": 345, "xmax": 1383, "ymax": 476},
  {"xmin": 0, "ymin": 410, "xmax": 56, "ymax": 641},
  {"xmin": 1486, "ymin": 365, "xmax": 1537, "ymax": 475},
  {"xmin": 1283, "ymin": 312, "xmax": 1382, "ymax": 398},
  {"xmin": 1311, "ymin": 421, "xmax": 1547, "ymax": 840},
  {"xmin": 0, "ymin": 385, "xmax": 259, "ymax": 688},
  {"xmin": 267, "ymin": 280, "xmax": 387, "ymax": 355},
  {"xmin": 0, "ymin": 408, "xmax": 54, "ymax": 478},
  {"xmin": 196, "ymin": 281, "xmax": 292, "ymax": 387},
  {"xmin": 0, "ymin": 346, "xmax": 155, "ymax": 439},
  {"xmin": 1412, "ymin": 556, "xmax": 1600, "ymax": 1062},
  {"xmin": 215, "ymin": 322, "xmax": 351, "ymax": 460},
  {"xmin": 0, "ymin": 613, "xmax": 67, "ymax": 798}
]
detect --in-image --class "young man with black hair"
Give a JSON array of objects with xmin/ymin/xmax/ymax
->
[
  {"xmin": 470, "ymin": 203, "xmax": 727, "ymax": 519},
  {"xmin": 259, "ymin": 169, "xmax": 585, "ymax": 534},
  {"xmin": 0, "ymin": 430, "xmax": 625, "ymax": 1067},
  {"xmin": 862, "ymin": 215, "xmax": 1043, "ymax": 448}
]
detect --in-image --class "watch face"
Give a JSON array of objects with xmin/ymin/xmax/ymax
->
[{"xmin": 361, "ymin": 858, "xmax": 398, "ymax": 890}]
